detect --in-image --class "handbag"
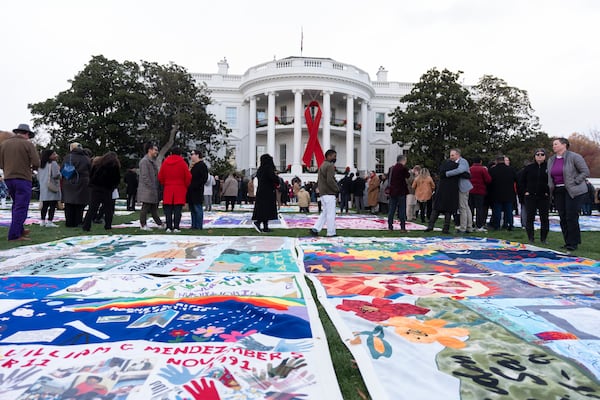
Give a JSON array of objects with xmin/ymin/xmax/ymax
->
[
  {"xmin": 61, "ymin": 155, "xmax": 78, "ymax": 181},
  {"xmin": 384, "ymin": 166, "xmax": 393, "ymax": 195},
  {"xmin": 47, "ymin": 166, "xmax": 59, "ymax": 193}
]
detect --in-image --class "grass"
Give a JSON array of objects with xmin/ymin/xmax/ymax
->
[{"xmin": 1, "ymin": 210, "xmax": 598, "ymax": 399}]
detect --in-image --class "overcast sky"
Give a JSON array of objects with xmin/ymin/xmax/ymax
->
[{"xmin": 1, "ymin": 0, "xmax": 598, "ymax": 139}]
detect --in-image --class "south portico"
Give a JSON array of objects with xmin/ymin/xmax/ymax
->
[{"xmin": 195, "ymin": 57, "xmax": 411, "ymax": 178}]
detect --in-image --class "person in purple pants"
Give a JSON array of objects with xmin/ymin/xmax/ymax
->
[{"xmin": 0, "ymin": 124, "xmax": 40, "ymax": 241}]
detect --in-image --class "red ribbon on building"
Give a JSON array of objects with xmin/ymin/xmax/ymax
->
[{"xmin": 302, "ymin": 101, "xmax": 325, "ymax": 167}]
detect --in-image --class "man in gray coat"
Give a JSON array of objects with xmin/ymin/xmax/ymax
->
[
  {"xmin": 137, "ymin": 142, "xmax": 164, "ymax": 231},
  {"xmin": 446, "ymin": 148, "xmax": 473, "ymax": 233}
]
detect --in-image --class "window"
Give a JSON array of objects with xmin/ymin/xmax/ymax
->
[
  {"xmin": 354, "ymin": 148, "xmax": 358, "ymax": 169},
  {"xmin": 225, "ymin": 107, "xmax": 237, "ymax": 127},
  {"xmin": 376, "ymin": 113, "xmax": 385, "ymax": 132},
  {"xmin": 257, "ymin": 108, "xmax": 266, "ymax": 127},
  {"xmin": 330, "ymin": 108, "xmax": 336, "ymax": 123},
  {"xmin": 375, "ymin": 149, "xmax": 385, "ymax": 173},
  {"xmin": 256, "ymin": 145, "xmax": 266, "ymax": 165},
  {"xmin": 279, "ymin": 105, "xmax": 288, "ymax": 124},
  {"xmin": 279, "ymin": 144, "xmax": 287, "ymax": 171}
]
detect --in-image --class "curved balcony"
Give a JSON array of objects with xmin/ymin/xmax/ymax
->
[{"xmin": 255, "ymin": 117, "xmax": 361, "ymax": 133}]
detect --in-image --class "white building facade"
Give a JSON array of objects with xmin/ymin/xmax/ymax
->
[{"xmin": 192, "ymin": 57, "xmax": 414, "ymax": 177}]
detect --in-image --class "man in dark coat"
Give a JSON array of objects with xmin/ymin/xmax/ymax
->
[
  {"xmin": 187, "ymin": 150, "xmax": 209, "ymax": 229},
  {"xmin": 352, "ymin": 173, "xmax": 366, "ymax": 212},
  {"xmin": 252, "ymin": 154, "xmax": 280, "ymax": 232},
  {"xmin": 62, "ymin": 143, "xmax": 91, "ymax": 228},
  {"xmin": 339, "ymin": 172, "xmax": 354, "ymax": 213},
  {"xmin": 124, "ymin": 167, "xmax": 138, "ymax": 211},
  {"xmin": 137, "ymin": 142, "xmax": 164, "ymax": 231},
  {"xmin": 425, "ymin": 158, "xmax": 460, "ymax": 234},
  {"xmin": 387, "ymin": 154, "xmax": 410, "ymax": 231},
  {"xmin": 488, "ymin": 155, "xmax": 518, "ymax": 230}
]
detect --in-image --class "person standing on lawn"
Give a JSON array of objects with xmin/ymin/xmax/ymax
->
[
  {"xmin": 38, "ymin": 149, "xmax": 62, "ymax": 228},
  {"xmin": 547, "ymin": 137, "xmax": 590, "ymax": 251},
  {"xmin": 0, "ymin": 123, "xmax": 40, "ymax": 241},
  {"xmin": 158, "ymin": 147, "xmax": 191, "ymax": 232},
  {"xmin": 187, "ymin": 150, "xmax": 208, "ymax": 230},
  {"xmin": 309, "ymin": 149, "xmax": 339, "ymax": 237},
  {"xmin": 387, "ymin": 154, "xmax": 410, "ymax": 232},
  {"xmin": 252, "ymin": 153, "xmax": 279, "ymax": 233},
  {"xmin": 520, "ymin": 148, "xmax": 550, "ymax": 244},
  {"xmin": 137, "ymin": 142, "xmax": 164, "ymax": 231}
]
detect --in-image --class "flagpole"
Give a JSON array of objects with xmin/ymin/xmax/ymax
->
[{"xmin": 301, "ymin": 27, "xmax": 303, "ymax": 56}]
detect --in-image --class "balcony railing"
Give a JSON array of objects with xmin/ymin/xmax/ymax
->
[{"xmin": 256, "ymin": 117, "xmax": 361, "ymax": 130}]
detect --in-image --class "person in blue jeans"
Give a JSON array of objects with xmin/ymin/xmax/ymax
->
[
  {"xmin": 187, "ymin": 150, "xmax": 208, "ymax": 230},
  {"xmin": 387, "ymin": 154, "xmax": 410, "ymax": 232}
]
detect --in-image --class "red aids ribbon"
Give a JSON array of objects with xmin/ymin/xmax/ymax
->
[{"xmin": 302, "ymin": 101, "xmax": 325, "ymax": 167}]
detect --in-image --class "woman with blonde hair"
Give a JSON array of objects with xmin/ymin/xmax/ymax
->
[{"xmin": 412, "ymin": 167, "xmax": 435, "ymax": 223}]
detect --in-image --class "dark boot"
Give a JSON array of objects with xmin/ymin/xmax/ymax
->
[
  {"xmin": 442, "ymin": 213, "xmax": 451, "ymax": 234},
  {"xmin": 263, "ymin": 221, "xmax": 272, "ymax": 233},
  {"xmin": 425, "ymin": 210, "xmax": 439, "ymax": 232},
  {"xmin": 399, "ymin": 221, "xmax": 407, "ymax": 233}
]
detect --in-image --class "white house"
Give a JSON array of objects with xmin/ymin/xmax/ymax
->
[{"xmin": 192, "ymin": 56, "xmax": 414, "ymax": 177}]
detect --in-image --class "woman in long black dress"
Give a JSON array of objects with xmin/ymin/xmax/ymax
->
[
  {"xmin": 425, "ymin": 158, "xmax": 460, "ymax": 234},
  {"xmin": 252, "ymin": 154, "xmax": 279, "ymax": 232}
]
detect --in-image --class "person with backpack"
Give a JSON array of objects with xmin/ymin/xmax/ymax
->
[{"xmin": 61, "ymin": 142, "xmax": 91, "ymax": 228}]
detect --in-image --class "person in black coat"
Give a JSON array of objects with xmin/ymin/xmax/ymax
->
[
  {"xmin": 488, "ymin": 155, "xmax": 518, "ymax": 230},
  {"xmin": 520, "ymin": 148, "xmax": 550, "ymax": 243},
  {"xmin": 339, "ymin": 172, "xmax": 354, "ymax": 213},
  {"xmin": 425, "ymin": 158, "xmax": 459, "ymax": 234},
  {"xmin": 124, "ymin": 167, "xmax": 139, "ymax": 211},
  {"xmin": 352, "ymin": 174, "xmax": 366, "ymax": 212},
  {"xmin": 62, "ymin": 143, "xmax": 92, "ymax": 227},
  {"xmin": 187, "ymin": 150, "xmax": 209, "ymax": 229},
  {"xmin": 82, "ymin": 152, "xmax": 121, "ymax": 231},
  {"xmin": 252, "ymin": 154, "xmax": 279, "ymax": 232}
]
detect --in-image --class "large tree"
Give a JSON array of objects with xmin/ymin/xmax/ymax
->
[
  {"xmin": 568, "ymin": 133, "xmax": 600, "ymax": 178},
  {"xmin": 389, "ymin": 68, "xmax": 481, "ymax": 169},
  {"xmin": 473, "ymin": 75, "xmax": 547, "ymax": 164},
  {"xmin": 29, "ymin": 55, "xmax": 230, "ymax": 169}
]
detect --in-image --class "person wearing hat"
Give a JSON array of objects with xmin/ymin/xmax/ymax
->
[{"xmin": 0, "ymin": 124, "xmax": 40, "ymax": 241}]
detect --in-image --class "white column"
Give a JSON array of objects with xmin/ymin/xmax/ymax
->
[
  {"xmin": 292, "ymin": 89, "xmax": 303, "ymax": 176},
  {"xmin": 323, "ymin": 90, "xmax": 332, "ymax": 152},
  {"xmin": 267, "ymin": 91, "xmax": 276, "ymax": 156},
  {"xmin": 248, "ymin": 96, "xmax": 256, "ymax": 169},
  {"xmin": 360, "ymin": 100, "xmax": 368, "ymax": 172},
  {"xmin": 249, "ymin": 97, "xmax": 257, "ymax": 169},
  {"xmin": 346, "ymin": 95, "xmax": 355, "ymax": 170}
]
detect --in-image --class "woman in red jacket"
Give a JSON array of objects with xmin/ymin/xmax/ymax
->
[{"xmin": 158, "ymin": 147, "xmax": 191, "ymax": 232}]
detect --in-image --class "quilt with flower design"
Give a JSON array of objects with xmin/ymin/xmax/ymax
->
[{"xmin": 302, "ymin": 236, "xmax": 600, "ymax": 400}]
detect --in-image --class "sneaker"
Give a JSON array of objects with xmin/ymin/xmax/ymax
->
[
  {"xmin": 140, "ymin": 225, "xmax": 153, "ymax": 231},
  {"xmin": 253, "ymin": 221, "xmax": 263, "ymax": 233},
  {"xmin": 39, "ymin": 220, "xmax": 46, "ymax": 227},
  {"xmin": 309, "ymin": 228, "xmax": 319, "ymax": 237},
  {"xmin": 165, "ymin": 229, "xmax": 172, "ymax": 233},
  {"xmin": 45, "ymin": 221, "xmax": 59, "ymax": 228},
  {"xmin": 159, "ymin": 223, "xmax": 167, "ymax": 230},
  {"xmin": 173, "ymin": 229, "xmax": 181, "ymax": 233},
  {"xmin": 476, "ymin": 227, "xmax": 488, "ymax": 232},
  {"xmin": 263, "ymin": 228, "xmax": 273, "ymax": 233}
]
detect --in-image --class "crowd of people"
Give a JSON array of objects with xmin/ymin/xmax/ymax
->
[{"xmin": 0, "ymin": 124, "xmax": 596, "ymax": 252}]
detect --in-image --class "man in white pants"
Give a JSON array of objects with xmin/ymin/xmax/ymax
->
[
  {"xmin": 446, "ymin": 148, "xmax": 473, "ymax": 233},
  {"xmin": 310, "ymin": 150, "xmax": 339, "ymax": 237}
]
